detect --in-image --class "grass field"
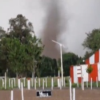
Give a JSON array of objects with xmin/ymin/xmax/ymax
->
[
  {"xmin": 0, "ymin": 76, "xmax": 100, "ymax": 90},
  {"xmin": 0, "ymin": 77, "xmax": 68, "ymax": 90}
]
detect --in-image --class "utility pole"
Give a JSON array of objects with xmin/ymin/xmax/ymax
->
[{"xmin": 52, "ymin": 40, "xmax": 64, "ymax": 86}]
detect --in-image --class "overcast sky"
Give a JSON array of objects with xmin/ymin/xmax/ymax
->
[{"xmin": 0, "ymin": 0, "xmax": 100, "ymax": 57}]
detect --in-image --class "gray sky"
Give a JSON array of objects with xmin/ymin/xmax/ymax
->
[{"xmin": 0, "ymin": 0, "xmax": 100, "ymax": 57}]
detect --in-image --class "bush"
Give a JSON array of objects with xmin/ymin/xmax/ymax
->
[
  {"xmin": 86, "ymin": 65, "xmax": 93, "ymax": 74},
  {"xmin": 72, "ymin": 83, "xmax": 77, "ymax": 88}
]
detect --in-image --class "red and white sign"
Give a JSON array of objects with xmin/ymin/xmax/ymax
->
[
  {"xmin": 85, "ymin": 49, "xmax": 100, "ymax": 64},
  {"xmin": 70, "ymin": 64, "xmax": 100, "ymax": 83}
]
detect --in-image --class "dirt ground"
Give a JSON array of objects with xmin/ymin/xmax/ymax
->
[{"xmin": 0, "ymin": 88, "xmax": 100, "ymax": 100}]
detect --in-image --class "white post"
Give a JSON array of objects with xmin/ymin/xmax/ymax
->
[
  {"xmin": 82, "ymin": 78, "xmax": 84, "ymax": 90},
  {"xmin": 60, "ymin": 45, "xmax": 63, "ymax": 87},
  {"xmin": 30, "ymin": 78, "xmax": 32, "ymax": 87},
  {"xmin": 5, "ymin": 72, "xmax": 6, "ymax": 89},
  {"xmin": 15, "ymin": 78, "xmax": 17, "ymax": 87},
  {"xmin": 11, "ymin": 90, "xmax": 13, "ymax": 100},
  {"xmin": 96, "ymin": 77, "xmax": 98, "ymax": 87},
  {"xmin": 77, "ymin": 82, "xmax": 79, "ymax": 88},
  {"xmin": 81, "ymin": 77, "xmax": 84, "ymax": 90},
  {"xmin": 57, "ymin": 78, "xmax": 59, "ymax": 88},
  {"xmin": 72, "ymin": 88, "xmax": 75, "ymax": 100},
  {"xmin": 27, "ymin": 79, "xmax": 30, "ymax": 90},
  {"xmin": 42, "ymin": 79, "xmax": 44, "ymax": 90},
  {"xmin": 9, "ymin": 78, "xmax": 10, "ymax": 88},
  {"xmin": 23, "ymin": 78, "xmax": 25, "ymax": 87},
  {"xmin": 45, "ymin": 77, "xmax": 47, "ymax": 87},
  {"xmin": 11, "ymin": 80, "xmax": 13, "ymax": 89},
  {"xmin": 69, "ymin": 78, "xmax": 72, "ymax": 100},
  {"xmin": 60, "ymin": 78, "xmax": 62, "ymax": 90},
  {"xmin": 57, "ymin": 78, "xmax": 61, "ymax": 89},
  {"xmin": 51, "ymin": 78, "xmax": 53, "ymax": 90},
  {"xmin": 13, "ymin": 78, "xmax": 15, "ymax": 87},
  {"xmin": 81, "ymin": 65, "xmax": 84, "ymax": 90},
  {"xmin": 2, "ymin": 79, "xmax": 4, "ymax": 88},
  {"xmin": 18, "ymin": 79, "xmax": 21, "ymax": 89},
  {"xmin": 63, "ymin": 77, "xmax": 65, "ymax": 87},
  {"xmin": 58, "ymin": 71, "xmax": 60, "ymax": 77},
  {"xmin": 32, "ymin": 72, "xmax": 34, "ymax": 79},
  {"xmin": 31, "ymin": 72, "xmax": 34, "ymax": 87},
  {"xmin": 90, "ymin": 78, "xmax": 92, "ymax": 90},
  {"xmin": 34, "ymin": 78, "xmax": 36, "ymax": 90},
  {"xmin": 38, "ymin": 78, "xmax": 40, "ymax": 87},
  {"xmin": 21, "ymin": 82, "xmax": 24, "ymax": 100}
]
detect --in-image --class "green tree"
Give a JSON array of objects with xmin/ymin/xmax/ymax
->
[
  {"xmin": 37, "ymin": 56, "xmax": 58, "ymax": 77},
  {"xmin": 62, "ymin": 52, "xmax": 80, "ymax": 76},
  {"xmin": 7, "ymin": 14, "xmax": 43, "ymax": 77},
  {"xmin": 0, "ymin": 27, "xmax": 6, "ymax": 75},
  {"xmin": 0, "ymin": 27, "xmax": 6, "ymax": 39},
  {"xmin": 0, "ymin": 35, "xmax": 43, "ymax": 77},
  {"xmin": 28, "ymin": 36, "xmax": 43, "ymax": 77},
  {"xmin": 83, "ymin": 29, "xmax": 100, "ymax": 53},
  {"xmin": 0, "ymin": 37, "xmax": 28, "ymax": 77},
  {"xmin": 84, "ymin": 51, "xmax": 93, "ymax": 60},
  {"xmin": 0, "ymin": 14, "xmax": 43, "ymax": 77},
  {"xmin": 8, "ymin": 14, "xmax": 34, "ymax": 43}
]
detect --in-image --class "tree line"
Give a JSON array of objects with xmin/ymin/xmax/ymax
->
[{"xmin": 0, "ymin": 14, "xmax": 100, "ymax": 77}]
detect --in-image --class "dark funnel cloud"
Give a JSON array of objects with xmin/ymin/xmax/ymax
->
[{"xmin": 42, "ymin": 0, "xmax": 67, "ymax": 59}]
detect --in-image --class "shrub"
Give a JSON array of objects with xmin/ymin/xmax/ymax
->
[
  {"xmin": 72, "ymin": 83, "xmax": 77, "ymax": 88},
  {"xmin": 86, "ymin": 65, "xmax": 93, "ymax": 74}
]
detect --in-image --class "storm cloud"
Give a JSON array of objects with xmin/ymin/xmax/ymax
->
[{"xmin": 41, "ymin": 0, "xmax": 67, "ymax": 59}]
